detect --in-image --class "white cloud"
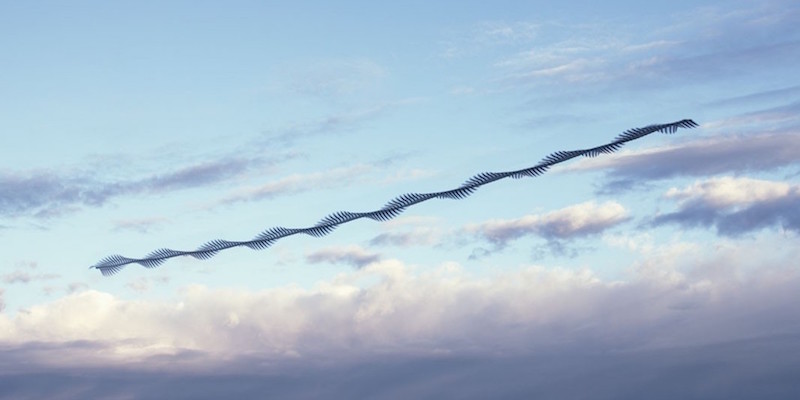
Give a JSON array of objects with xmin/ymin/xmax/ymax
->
[
  {"xmin": 665, "ymin": 176, "xmax": 795, "ymax": 207},
  {"xmin": 306, "ymin": 245, "xmax": 380, "ymax": 268},
  {"xmin": 1, "ymin": 238, "xmax": 798, "ymax": 372},
  {"xmin": 369, "ymin": 228, "xmax": 440, "ymax": 247},
  {"xmin": 654, "ymin": 177, "xmax": 800, "ymax": 236},
  {"xmin": 466, "ymin": 201, "xmax": 628, "ymax": 246}
]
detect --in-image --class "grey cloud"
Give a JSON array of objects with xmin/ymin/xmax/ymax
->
[
  {"xmin": 653, "ymin": 187, "xmax": 800, "ymax": 236},
  {"xmin": 498, "ymin": 3, "xmax": 800, "ymax": 96},
  {"xmin": 2, "ymin": 258, "xmax": 800, "ymax": 399},
  {"xmin": 704, "ymin": 84, "xmax": 800, "ymax": 108},
  {"xmin": 626, "ymin": 40, "xmax": 800, "ymax": 85},
  {"xmin": 306, "ymin": 246, "xmax": 380, "ymax": 268},
  {"xmin": 2, "ymin": 337, "xmax": 799, "ymax": 400},
  {"xmin": 704, "ymin": 101, "xmax": 800, "ymax": 131},
  {"xmin": 262, "ymin": 100, "xmax": 413, "ymax": 147},
  {"xmin": 0, "ymin": 156, "xmax": 268, "ymax": 219},
  {"xmin": 136, "ymin": 158, "xmax": 253, "ymax": 193},
  {"xmin": 468, "ymin": 201, "xmax": 629, "ymax": 250},
  {"xmin": 2, "ymin": 270, "xmax": 60, "ymax": 284},
  {"xmin": 14, "ymin": 260, "xmax": 38, "ymax": 270},
  {"xmin": 571, "ymin": 131, "xmax": 800, "ymax": 192},
  {"xmin": 111, "ymin": 217, "xmax": 169, "ymax": 234},
  {"xmin": 530, "ymin": 240, "xmax": 589, "ymax": 260},
  {"xmin": 0, "ymin": 171, "xmax": 100, "ymax": 218},
  {"xmin": 67, "ymin": 282, "xmax": 89, "ymax": 294}
]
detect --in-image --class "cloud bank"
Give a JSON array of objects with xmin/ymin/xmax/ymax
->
[
  {"xmin": 654, "ymin": 177, "xmax": 800, "ymax": 235},
  {"xmin": 1, "ymin": 239, "xmax": 799, "ymax": 398}
]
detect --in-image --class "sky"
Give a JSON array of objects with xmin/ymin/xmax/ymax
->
[{"xmin": 1, "ymin": 0, "xmax": 799, "ymax": 398}]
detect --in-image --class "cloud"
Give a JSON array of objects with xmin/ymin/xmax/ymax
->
[
  {"xmin": 494, "ymin": 2, "xmax": 800, "ymax": 93},
  {"xmin": 112, "ymin": 216, "xmax": 169, "ymax": 233},
  {"xmin": 262, "ymin": 99, "xmax": 420, "ymax": 147},
  {"xmin": 0, "ymin": 336, "xmax": 799, "ymax": 399},
  {"xmin": 369, "ymin": 216, "xmax": 443, "ymax": 247},
  {"xmin": 0, "ymin": 156, "xmax": 269, "ymax": 219},
  {"xmin": 466, "ymin": 201, "xmax": 628, "ymax": 248},
  {"xmin": 653, "ymin": 177, "xmax": 800, "ymax": 236},
  {"xmin": 0, "ymin": 237, "xmax": 799, "ymax": 397},
  {"xmin": 14, "ymin": 261, "xmax": 38, "ymax": 270},
  {"xmin": 66, "ymin": 282, "xmax": 89, "ymax": 294},
  {"xmin": 218, "ymin": 164, "xmax": 373, "ymax": 205},
  {"xmin": 369, "ymin": 229, "xmax": 440, "ymax": 247},
  {"xmin": 135, "ymin": 158, "xmax": 255, "ymax": 193},
  {"xmin": 475, "ymin": 21, "xmax": 538, "ymax": 44},
  {"xmin": 566, "ymin": 131, "xmax": 800, "ymax": 191},
  {"xmin": 0, "ymin": 170, "xmax": 98, "ymax": 218},
  {"xmin": 1, "ymin": 271, "xmax": 60, "ymax": 284},
  {"xmin": 703, "ymin": 101, "xmax": 800, "ymax": 131},
  {"xmin": 306, "ymin": 245, "xmax": 380, "ymax": 268},
  {"xmin": 703, "ymin": 84, "xmax": 800, "ymax": 108},
  {"xmin": 440, "ymin": 21, "xmax": 539, "ymax": 58},
  {"xmin": 125, "ymin": 276, "xmax": 171, "ymax": 293}
]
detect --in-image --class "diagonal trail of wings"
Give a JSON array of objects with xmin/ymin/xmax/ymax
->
[{"xmin": 91, "ymin": 119, "xmax": 699, "ymax": 276}]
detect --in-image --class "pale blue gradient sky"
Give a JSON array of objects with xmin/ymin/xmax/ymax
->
[{"xmin": 1, "ymin": 1, "xmax": 799, "ymax": 397}]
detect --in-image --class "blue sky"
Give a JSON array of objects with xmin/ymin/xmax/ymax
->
[{"xmin": 2, "ymin": 1, "xmax": 800, "ymax": 398}]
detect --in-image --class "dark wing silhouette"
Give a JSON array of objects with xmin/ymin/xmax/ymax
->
[{"xmin": 91, "ymin": 119, "xmax": 699, "ymax": 276}]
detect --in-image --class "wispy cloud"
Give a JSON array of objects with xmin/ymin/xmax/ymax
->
[
  {"xmin": 218, "ymin": 164, "xmax": 374, "ymax": 205},
  {"xmin": 702, "ymin": 101, "xmax": 800, "ymax": 131},
  {"xmin": 306, "ymin": 245, "xmax": 380, "ymax": 269},
  {"xmin": 125, "ymin": 276, "xmax": 170, "ymax": 293},
  {"xmin": 66, "ymin": 282, "xmax": 89, "ymax": 294},
  {"xmin": 465, "ymin": 201, "xmax": 629, "ymax": 249},
  {"xmin": 2, "ymin": 270, "xmax": 60, "ymax": 284},
  {"xmin": 261, "ymin": 99, "xmax": 420, "ymax": 147},
  {"xmin": 0, "ymin": 155, "xmax": 274, "ymax": 219},
  {"xmin": 112, "ymin": 217, "xmax": 169, "ymax": 234},
  {"xmin": 653, "ymin": 177, "xmax": 800, "ymax": 236},
  {"xmin": 369, "ymin": 216, "xmax": 444, "ymax": 248},
  {"xmin": 703, "ymin": 85, "xmax": 800, "ymax": 108},
  {"xmin": 369, "ymin": 229, "xmax": 440, "ymax": 248},
  {"xmin": 567, "ymin": 131, "xmax": 800, "ymax": 192},
  {"xmin": 135, "ymin": 159, "xmax": 255, "ymax": 193},
  {"xmin": 494, "ymin": 3, "xmax": 800, "ymax": 93},
  {"xmin": 440, "ymin": 21, "xmax": 539, "ymax": 58}
]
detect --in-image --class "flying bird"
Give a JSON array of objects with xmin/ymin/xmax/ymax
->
[{"xmin": 91, "ymin": 119, "xmax": 699, "ymax": 276}]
